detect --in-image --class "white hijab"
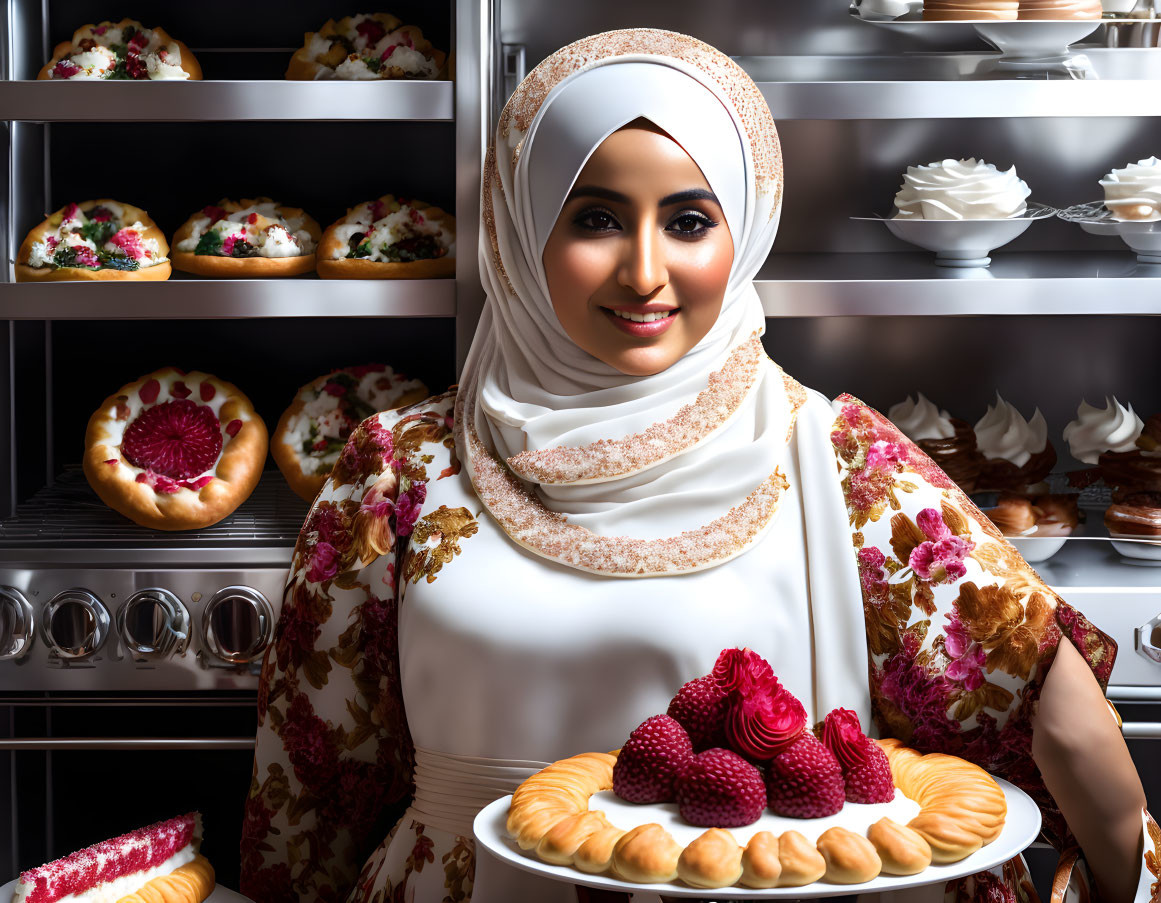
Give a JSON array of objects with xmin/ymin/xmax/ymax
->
[{"xmin": 457, "ymin": 32, "xmax": 796, "ymax": 572}]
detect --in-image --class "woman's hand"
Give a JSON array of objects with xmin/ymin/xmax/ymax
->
[{"xmin": 1031, "ymin": 635, "xmax": 1147, "ymax": 903}]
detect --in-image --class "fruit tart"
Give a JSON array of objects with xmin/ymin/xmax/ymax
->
[
  {"xmin": 273, "ymin": 364, "xmax": 429, "ymax": 501},
  {"xmin": 12, "ymin": 812, "xmax": 213, "ymax": 903},
  {"xmin": 16, "ymin": 200, "xmax": 170, "ymax": 282},
  {"xmin": 83, "ymin": 367, "xmax": 268, "ymax": 531},
  {"xmin": 508, "ymin": 648, "xmax": 1007, "ymax": 891},
  {"xmin": 171, "ymin": 199, "xmax": 321, "ymax": 278},
  {"xmin": 317, "ymin": 195, "xmax": 456, "ymax": 279},
  {"xmin": 286, "ymin": 14, "xmax": 446, "ymax": 81},
  {"xmin": 39, "ymin": 19, "xmax": 201, "ymax": 81}
]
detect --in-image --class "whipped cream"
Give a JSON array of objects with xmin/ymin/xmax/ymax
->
[
  {"xmin": 974, "ymin": 393, "xmax": 1048, "ymax": 466},
  {"xmin": 893, "ymin": 158, "xmax": 1031, "ymax": 220},
  {"xmin": 1101, "ymin": 157, "xmax": 1161, "ymax": 222},
  {"xmin": 887, "ymin": 393, "xmax": 956, "ymax": 441},
  {"xmin": 1063, "ymin": 397, "xmax": 1143, "ymax": 463}
]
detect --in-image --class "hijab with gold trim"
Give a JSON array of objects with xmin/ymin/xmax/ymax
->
[{"xmin": 456, "ymin": 29, "xmax": 804, "ymax": 578}]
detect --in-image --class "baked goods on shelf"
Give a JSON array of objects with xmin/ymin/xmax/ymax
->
[
  {"xmin": 287, "ymin": 13, "xmax": 446, "ymax": 81},
  {"xmin": 1017, "ymin": 0, "xmax": 1102, "ymax": 17},
  {"xmin": 39, "ymin": 19, "xmax": 201, "ymax": 80},
  {"xmin": 986, "ymin": 491, "xmax": 1079, "ymax": 537},
  {"xmin": 13, "ymin": 812, "xmax": 213, "ymax": 903},
  {"xmin": 16, "ymin": 200, "xmax": 170, "ymax": 282},
  {"xmin": 507, "ymin": 648, "xmax": 1007, "ymax": 891},
  {"xmin": 83, "ymin": 367, "xmax": 268, "ymax": 531},
  {"xmin": 1105, "ymin": 491, "xmax": 1161, "ymax": 537},
  {"xmin": 893, "ymin": 159, "xmax": 1030, "ymax": 220},
  {"xmin": 171, "ymin": 199, "xmax": 321, "ymax": 278},
  {"xmin": 317, "ymin": 196, "xmax": 456, "ymax": 279},
  {"xmin": 1064, "ymin": 396, "xmax": 1145, "ymax": 465},
  {"xmin": 922, "ymin": 1, "xmax": 1019, "ymax": 21},
  {"xmin": 273, "ymin": 364, "xmax": 428, "ymax": 501},
  {"xmin": 973, "ymin": 393, "xmax": 1056, "ymax": 491},
  {"xmin": 1100, "ymin": 157, "xmax": 1161, "ymax": 222},
  {"xmin": 887, "ymin": 393, "xmax": 984, "ymax": 492}
]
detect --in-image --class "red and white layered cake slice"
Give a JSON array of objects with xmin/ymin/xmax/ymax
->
[{"xmin": 13, "ymin": 812, "xmax": 215, "ymax": 903}]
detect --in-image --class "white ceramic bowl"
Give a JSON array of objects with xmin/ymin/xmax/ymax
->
[
  {"xmin": 853, "ymin": 0, "xmax": 923, "ymax": 20},
  {"xmin": 1059, "ymin": 201, "xmax": 1161, "ymax": 263},
  {"xmin": 1101, "ymin": 0, "xmax": 1140, "ymax": 14},
  {"xmin": 1109, "ymin": 532, "xmax": 1161, "ymax": 562},
  {"xmin": 855, "ymin": 203, "xmax": 1056, "ymax": 267},
  {"xmin": 1006, "ymin": 533, "xmax": 1070, "ymax": 563},
  {"xmin": 973, "ymin": 20, "xmax": 1103, "ymax": 57}
]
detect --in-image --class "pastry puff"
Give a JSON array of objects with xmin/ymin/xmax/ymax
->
[
  {"xmin": 508, "ymin": 741, "xmax": 1006, "ymax": 890},
  {"xmin": 286, "ymin": 15, "xmax": 447, "ymax": 81},
  {"xmin": 117, "ymin": 853, "xmax": 215, "ymax": 903},
  {"xmin": 38, "ymin": 20, "xmax": 202, "ymax": 81},
  {"xmin": 317, "ymin": 196, "xmax": 456, "ymax": 280}
]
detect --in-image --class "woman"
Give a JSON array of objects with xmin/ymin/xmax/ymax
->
[{"xmin": 240, "ymin": 29, "xmax": 1156, "ymax": 903}]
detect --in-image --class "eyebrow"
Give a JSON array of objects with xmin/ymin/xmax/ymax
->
[{"xmin": 565, "ymin": 186, "xmax": 720, "ymax": 208}]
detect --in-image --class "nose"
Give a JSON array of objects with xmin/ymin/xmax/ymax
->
[{"xmin": 616, "ymin": 222, "xmax": 668, "ymax": 298}]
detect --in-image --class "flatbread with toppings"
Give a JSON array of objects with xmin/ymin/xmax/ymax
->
[
  {"xmin": 17, "ymin": 199, "xmax": 170, "ymax": 282},
  {"xmin": 317, "ymin": 195, "xmax": 455, "ymax": 279},
  {"xmin": 286, "ymin": 14, "xmax": 445, "ymax": 81},
  {"xmin": 171, "ymin": 199, "xmax": 321, "ymax": 278},
  {"xmin": 39, "ymin": 19, "xmax": 201, "ymax": 80}
]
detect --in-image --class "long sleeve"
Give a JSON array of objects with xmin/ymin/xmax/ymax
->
[
  {"xmin": 828, "ymin": 394, "xmax": 1157, "ymax": 903},
  {"xmin": 240, "ymin": 392, "xmax": 458, "ymax": 903}
]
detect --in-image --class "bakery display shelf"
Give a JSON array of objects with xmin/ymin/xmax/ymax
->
[
  {"xmin": 0, "ymin": 78, "xmax": 454, "ymax": 121},
  {"xmin": 738, "ymin": 51, "xmax": 1161, "ymax": 119},
  {"xmin": 0, "ymin": 277, "xmax": 456, "ymax": 319},
  {"xmin": 757, "ymin": 252, "xmax": 1161, "ymax": 315},
  {"xmin": 0, "ymin": 467, "xmax": 304, "ymax": 566}
]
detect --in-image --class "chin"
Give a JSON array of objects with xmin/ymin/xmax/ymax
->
[{"xmin": 602, "ymin": 346, "xmax": 683, "ymax": 377}]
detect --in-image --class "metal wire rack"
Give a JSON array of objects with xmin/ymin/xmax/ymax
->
[{"xmin": 0, "ymin": 466, "xmax": 309, "ymax": 548}]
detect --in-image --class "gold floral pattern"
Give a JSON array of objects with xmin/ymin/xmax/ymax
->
[{"xmin": 404, "ymin": 506, "xmax": 481, "ymax": 585}]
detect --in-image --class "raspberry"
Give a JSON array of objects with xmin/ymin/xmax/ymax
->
[
  {"xmin": 765, "ymin": 731, "xmax": 845, "ymax": 819},
  {"xmin": 199, "ymin": 382, "xmax": 215, "ymax": 402},
  {"xmin": 356, "ymin": 19, "xmax": 387, "ymax": 46},
  {"xmin": 170, "ymin": 381, "xmax": 191, "ymax": 399},
  {"xmin": 675, "ymin": 748, "xmax": 766, "ymax": 828},
  {"xmin": 226, "ymin": 419, "xmax": 243, "ymax": 438},
  {"xmin": 138, "ymin": 379, "xmax": 160, "ymax": 404},
  {"xmin": 52, "ymin": 60, "xmax": 80, "ymax": 79},
  {"xmin": 121, "ymin": 400, "xmax": 223, "ymax": 479},
  {"xmin": 844, "ymin": 748, "xmax": 895, "ymax": 805},
  {"xmin": 612, "ymin": 714, "xmax": 693, "ymax": 804},
  {"xmin": 667, "ymin": 676, "xmax": 729, "ymax": 751}
]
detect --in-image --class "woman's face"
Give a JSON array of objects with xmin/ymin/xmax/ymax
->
[{"xmin": 542, "ymin": 124, "xmax": 734, "ymax": 377}]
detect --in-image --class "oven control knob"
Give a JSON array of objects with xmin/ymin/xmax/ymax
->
[
  {"xmin": 0, "ymin": 586, "xmax": 35, "ymax": 661},
  {"xmin": 42, "ymin": 589, "xmax": 110, "ymax": 660},
  {"xmin": 201, "ymin": 586, "xmax": 274, "ymax": 664},
  {"xmin": 118, "ymin": 588, "xmax": 190, "ymax": 658},
  {"xmin": 1137, "ymin": 614, "xmax": 1161, "ymax": 665}
]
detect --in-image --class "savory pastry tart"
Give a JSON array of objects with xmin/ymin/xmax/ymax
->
[
  {"xmin": 317, "ymin": 195, "xmax": 455, "ymax": 279},
  {"xmin": 171, "ymin": 199, "xmax": 321, "ymax": 278},
  {"xmin": 286, "ymin": 13, "xmax": 446, "ymax": 81},
  {"xmin": 39, "ymin": 19, "xmax": 201, "ymax": 80},
  {"xmin": 16, "ymin": 200, "xmax": 170, "ymax": 282},
  {"xmin": 84, "ymin": 367, "xmax": 268, "ymax": 531},
  {"xmin": 273, "ymin": 364, "xmax": 428, "ymax": 501},
  {"xmin": 13, "ymin": 813, "xmax": 213, "ymax": 903}
]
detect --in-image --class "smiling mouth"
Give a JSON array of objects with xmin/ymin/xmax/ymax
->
[{"xmin": 603, "ymin": 308, "xmax": 679, "ymax": 323}]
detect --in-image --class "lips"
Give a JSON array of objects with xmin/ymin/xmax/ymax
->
[{"xmin": 601, "ymin": 305, "xmax": 679, "ymax": 337}]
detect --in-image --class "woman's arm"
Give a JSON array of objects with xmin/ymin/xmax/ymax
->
[{"xmin": 1032, "ymin": 636, "xmax": 1147, "ymax": 903}]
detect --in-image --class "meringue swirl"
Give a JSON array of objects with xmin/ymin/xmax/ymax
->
[
  {"xmin": 1063, "ymin": 397, "xmax": 1144, "ymax": 464},
  {"xmin": 973, "ymin": 393, "xmax": 1048, "ymax": 467},
  {"xmin": 893, "ymin": 158, "xmax": 1031, "ymax": 220},
  {"xmin": 1101, "ymin": 157, "xmax": 1161, "ymax": 222},
  {"xmin": 887, "ymin": 393, "xmax": 955, "ymax": 441}
]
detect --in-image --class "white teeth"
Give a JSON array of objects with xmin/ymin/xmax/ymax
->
[{"xmin": 611, "ymin": 309, "xmax": 675, "ymax": 323}]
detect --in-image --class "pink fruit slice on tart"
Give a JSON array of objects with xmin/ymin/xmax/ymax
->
[
  {"xmin": 83, "ymin": 367, "xmax": 269, "ymax": 531},
  {"xmin": 13, "ymin": 812, "xmax": 214, "ymax": 903},
  {"xmin": 508, "ymin": 646, "xmax": 1008, "ymax": 890}
]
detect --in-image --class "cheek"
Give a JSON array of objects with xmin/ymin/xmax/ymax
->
[
  {"xmin": 545, "ymin": 238, "xmax": 615, "ymax": 325},
  {"xmin": 673, "ymin": 233, "xmax": 733, "ymax": 315}
]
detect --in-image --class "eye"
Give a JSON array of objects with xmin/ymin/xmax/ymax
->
[
  {"xmin": 573, "ymin": 207, "xmax": 621, "ymax": 233},
  {"xmin": 667, "ymin": 210, "xmax": 718, "ymax": 237}
]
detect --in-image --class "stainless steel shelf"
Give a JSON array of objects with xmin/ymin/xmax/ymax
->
[
  {"xmin": 0, "ymin": 276, "xmax": 456, "ymax": 318},
  {"xmin": 0, "ymin": 79, "xmax": 454, "ymax": 121},
  {"xmin": 740, "ymin": 50, "xmax": 1161, "ymax": 119},
  {"xmin": 758, "ymin": 252, "xmax": 1161, "ymax": 315}
]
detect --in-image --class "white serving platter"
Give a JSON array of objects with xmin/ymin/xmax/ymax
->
[{"xmin": 0, "ymin": 879, "xmax": 253, "ymax": 903}]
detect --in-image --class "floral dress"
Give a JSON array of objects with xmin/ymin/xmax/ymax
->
[{"xmin": 240, "ymin": 386, "xmax": 1160, "ymax": 903}]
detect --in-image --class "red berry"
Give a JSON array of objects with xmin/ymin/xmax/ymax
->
[
  {"xmin": 613, "ymin": 714, "xmax": 693, "ymax": 804},
  {"xmin": 170, "ymin": 380, "xmax": 191, "ymax": 399},
  {"xmin": 199, "ymin": 382, "xmax": 215, "ymax": 402},
  {"xmin": 766, "ymin": 731, "xmax": 845, "ymax": 819},
  {"xmin": 138, "ymin": 379, "xmax": 160, "ymax": 404},
  {"xmin": 675, "ymin": 748, "xmax": 766, "ymax": 828},
  {"xmin": 667, "ymin": 676, "xmax": 729, "ymax": 751},
  {"xmin": 843, "ymin": 745, "xmax": 896, "ymax": 804},
  {"xmin": 121, "ymin": 400, "xmax": 222, "ymax": 479},
  {"xmin": 226, "ymin": 419, "xmax": 242, "ymax": 438}
]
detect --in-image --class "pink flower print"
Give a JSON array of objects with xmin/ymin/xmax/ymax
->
[
  {"xmin": 394, "ymin": 480, "xmax": 427, "ymax": 538},
  {"xmin": 865, "ymin": 439, "xmax": 906, "ymax": 472},
  {"xmin": 306, "ymin": 540, "xmax": 341, "ymax": 583},
  {"xmin": 909, "ymin": 508, "xmax": 974, "ymax": 584},
  {"xmin": 944, "ymin": 613, "xmax": 986, "ymax": 691},
  {"xmin": 857, "ymin": 546, "xmax": 890, "ymax": 606}
]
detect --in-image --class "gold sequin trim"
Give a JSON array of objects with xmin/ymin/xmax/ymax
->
[
  {"xmin": 506, "ymin": 335, "xmax": 767, "ymax": 485},
  {"xmin": 455, "ymin": 374, "xmax": 802, "ymax": 578}
]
